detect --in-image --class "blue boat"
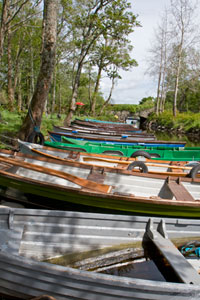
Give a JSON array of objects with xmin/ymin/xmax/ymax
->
[
  {"xmin": 48, "ymin": 131, "xmax": 186, "ymax": 148},
  {"xmin": 85, "ymin": 118, "xmax": 126, "ymax": 124}
]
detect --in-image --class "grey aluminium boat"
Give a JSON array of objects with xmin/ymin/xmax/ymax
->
[{"xmin": 0, "ymin": 207, "xmax": 200, "ymax": 299}]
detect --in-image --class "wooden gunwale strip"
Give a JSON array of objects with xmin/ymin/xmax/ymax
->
[
  {"xmin": 27, "ymin": 149, "xmax": 200, "ymax": 179},
  {"xmin": 82, "ymin": 157, "xmax": 193, "ymax": 170},
  {"xmin": 34, "ymin": 143, "xmax": 190, "ymax": 164},
  {"xmin": 0, "ymin": 156, "xmax": 112, "ymax": 194},
  {"xmin": 1, "ymin": 150, "xmax": 199, "ymax": 183},
  {"xmin": 0, "ymin": 168, "xmax": 199, "ymax": 208}
]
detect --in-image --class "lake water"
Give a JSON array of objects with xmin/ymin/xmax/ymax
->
[{"xmin": 155, "ymin": 132, "xmax": 200, "ymax": 147}]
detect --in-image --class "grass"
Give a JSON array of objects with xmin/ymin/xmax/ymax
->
[{"xmin": 0, "ymin": 110, "xmax": 66, "ymax": 148}]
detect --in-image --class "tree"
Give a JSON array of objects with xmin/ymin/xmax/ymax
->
[
  {"xmin": 147, "ymin": 10, "xmax": 170, "ymax": 115},
  {"xmin": 169, "ymin": 0, "xmax": 198, "ymax": 117},
  {"xmin": 18, "ymin": 0, "xmax": 58, "ymax": 141},
  {"xmin": 89, "ymin": 35, "xmax": 137, "ymax": 116},
  {"xmin": 147, "ymin": 0, "xmax": 199, "ymax": 116},
  {"xmin": 0, "ymin": 0, "xmax": 40, "ymax": 63},
  {"xmin": 62, "ymin": 0, "xmax": 139, "ymax": 125}
]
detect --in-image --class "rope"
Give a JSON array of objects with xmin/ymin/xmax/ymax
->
[
  {"xmin": 28, "ymin": 99, "xmax": 41, "ymax": 133},
  {"xmin": 0, "ymin": 134, "xmax": 18, "ymax": 150},
  {"xmin": 28, "ymin": 106, "xmax": 36, "ymax": 126}
]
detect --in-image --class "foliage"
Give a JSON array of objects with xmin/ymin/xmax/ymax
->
[
  {"xmin": 107, "ymin": 104, "xmax": 138, "ymax": 113},
  {"xmin": 148, "ymin": 110, "xmax": 200, "ymax": 132},
  {"xmin": 106, "ymin": 99, "xmax": 154, "ymax": 114}
]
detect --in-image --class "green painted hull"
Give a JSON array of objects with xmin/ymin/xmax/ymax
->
[
  {"xmin": 44, "ymin": 139, "xmax": 200, "ymax": 161},
  {"xmin": 0, "ymin": 174, "xmax": 200, "ymax": 218}
]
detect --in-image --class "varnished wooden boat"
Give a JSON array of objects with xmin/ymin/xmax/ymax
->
[
  {"xmin": 18, "ymin": 140, "xmax": 199, "ymax": 177},
  {"xmin": 72, "ymin": 119, "xmax": 140, "ymax": 132},
  {"xmin": 49, "ymin": 131, "xmax": 156, "ymax": 144},
  {"xmin": 0, "ymin": 148, "xmax": 200, "ymax": 217},
  {"xmin": 53, "ymin": 124, "xmax": 156, "ymax": 139},
  {"xmin": 0, "ymin": 207, "xmax": 200, "ymax": 299},
  {"xmin": 71, "ymin": 122, "xmax": 143, "ymax": 133}
]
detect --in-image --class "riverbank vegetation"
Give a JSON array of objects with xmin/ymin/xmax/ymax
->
[{"xmin": 148, "ymin": 111, "xmax": 200, "ymax": 134}]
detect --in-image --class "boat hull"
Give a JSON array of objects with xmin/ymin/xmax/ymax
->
[
  {"xmin": 49, "ymin": 131, "xmax": 186, "ymax": 147},
  {"xmin": 0, "ymin": 173, "xmax": 200, "ymax": 218},
  {"xmin": 0, "ymin": 208, "xmax": 200, "ymax": 299},
  {"xmin": 44, "ymin": 139, "xmax": 200, "ymax": 161}
]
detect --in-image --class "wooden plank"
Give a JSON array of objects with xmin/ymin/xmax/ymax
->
[
  {"xmin": 146, "ymin": 219, "xmax": 200, "ymax": 285},
  {"xmin": 72, "ymin": 247, "xmax": 144, "ymax": 270},
  {"xmin": 167, "ymin": 177, "xmax": 194, "ymax": 201},
  {"xmin": 83, "ymin": 157, "xmax": 192, "ymax": 170},
  {"xmin": 86, "ymin": 167, "xmax": 106, "ymax": 184}
]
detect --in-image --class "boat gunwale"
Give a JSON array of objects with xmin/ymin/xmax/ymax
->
[{"xmin": 0, "ymin": 159, "xmax": 200, "ymax": 208}]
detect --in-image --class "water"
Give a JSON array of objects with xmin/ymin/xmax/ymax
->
[
  {"xmin": 101, "ymin": 258, "xmax": 166, "ymax": 281},
  {"xmin": 155, "ymin": 132, "xmax": 200, "ymax": 147}
]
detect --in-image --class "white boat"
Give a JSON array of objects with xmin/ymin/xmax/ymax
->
[{"xmin": 0, "ymin": 207, "xmax": 200, "ymax": 299}]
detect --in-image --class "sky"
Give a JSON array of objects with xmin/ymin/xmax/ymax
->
[{"xmin": 101, "ymin": 0, "xmax": 171, "ymax": 105}]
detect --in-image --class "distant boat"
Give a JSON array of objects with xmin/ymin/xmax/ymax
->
[
  {"xmin": 18, "ymin": 140, "xmax": 199, "ymax": 178},
  {"xmin": 53, "ymin": 124, "xmax": 155, "ymax": 139},
  {"xmin": 72, "ymin": 118, "xmax": 141, "ymax": 132},
  {"xmin": 45, "ymin": 137, "xmax": 199, "ymax": 161},
  {"xmin": 48, "ymin": 131, "xmax": 186, "ymax": 148},
  {"xmin": 84, "ymin": 118, "xmax": 127, "ymax": 124},
  {"xmin": 0, "ymin": 149, "xmax": 199, "ymax": 217},
  {"xmin": 71, "ymin": 122, "xmax": 143, "ymax": 133},
  {"xmin": 0, "ymin": 207, "xmax": 200, "ymax": 299}
]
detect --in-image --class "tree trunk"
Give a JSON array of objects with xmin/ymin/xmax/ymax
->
[
  {"xmin": 17, "ymin": 70, "xmax": 22, "ymax": 111},
  {"xmin": 64, "ymin": 61, "xmax": 83, "ymax": 126},
  {"xmin": 18, "ymin": 0, "xmax": 58, "ymax": 141},
  {"xmin": 99, "ymin": 76, "xmax": 115, "ymax": 115},
  {"xmin": 7, "ymin": 24, "xmax": 15, "ymax": 111},
  {"xmin": 173, "ymin": 49, "xmax": 182, "ymax": 117},
  {"xmin": 0, "ymin": 0, "xmax": 8, "ymax": 62},
  {"xmin": 28, "ymin": 32, "xmax": 35, "ymax": 106},
  {"xmin": 51, "ymin": 67, "xmax": 56, "ymax": 115},
  {"xmin": 155, "ymin": 70, "xmax": 162, "ymax": 115},
  {"xmin": 91, "ymin": 64, "xmax": 102, "ymax": 116}
]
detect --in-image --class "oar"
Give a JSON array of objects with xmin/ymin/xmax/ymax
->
[
  {"xmin": 31, "ymin": 148, "xmax": 73, "ymax": 161},
  {"xmin": 82, "ymin": 157, "xmax": 192, "ymax": 170},
  {"xmin": 0, "ymin": 156, "xmax": 112, "ymax": 194}
]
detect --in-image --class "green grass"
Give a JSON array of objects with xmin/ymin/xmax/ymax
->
[{"xmin": 0, "ymin": 111, "xmax": 67, "ymax": 149}]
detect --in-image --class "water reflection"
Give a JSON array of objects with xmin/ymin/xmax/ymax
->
[
  {"xmin": 155, "ymin": 132, "xmax": 200, "ymax": 147},
  {"xmin": 101, "ymin": 258, "xmax": 166, "ymax": 281}
]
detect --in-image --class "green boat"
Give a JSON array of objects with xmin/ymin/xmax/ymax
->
[{"xmin": 44, "ymin": 136, "xmax": 200, "ymax": 161}]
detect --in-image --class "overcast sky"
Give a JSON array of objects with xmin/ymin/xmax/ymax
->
[{"xmin": 101, "ymin": 0, "xmax": 171, "ymax": 105}]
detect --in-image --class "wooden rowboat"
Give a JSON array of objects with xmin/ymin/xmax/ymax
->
[
  {"xmin": 72, "ymin": 118, "xmax": 139, "ymax": 132},
  {"xmin": 44, "ymin": 137, "xmax": 198, "ymax": 161},
  {"xmin": 18, "ymin": 140, "xmax": 199, "ymax": 178},
  {"xmin": 71, "ymin": 122, "xmax": 143, "ymax": 133},
  {"xmin": 49, "ymin": 130, "xmax": 186, "ymax": 147},
  {"xmin": 0, "ymin": 149, "xmax": 200, "ymax": 217},
  {"xmin": 0, "ymin": 207, "xmax": 200, "ymax": 299},
  {"xmin": 53, "ymin": 124, "xmax": 156, "ymax": 139}
]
